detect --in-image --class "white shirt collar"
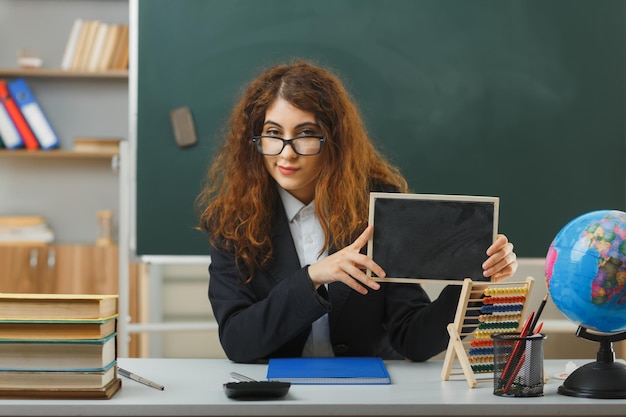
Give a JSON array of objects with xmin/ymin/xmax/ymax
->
[{"xmin": 277, "ymin": 187, "xmax": 310, "ymax": 222}]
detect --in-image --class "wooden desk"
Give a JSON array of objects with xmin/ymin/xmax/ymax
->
[{"xmin": 0, "ymin": 358, "xmax": 624, "ymax": 416}]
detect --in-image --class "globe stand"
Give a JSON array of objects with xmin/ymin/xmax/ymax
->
[{"xmin": 558, "ymin": 326, "xmax": 626, "ymax": 399}]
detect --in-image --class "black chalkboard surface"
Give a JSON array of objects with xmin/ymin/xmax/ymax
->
[
  {"xmin": 135, "ymin": 0, "xmax": 625, "ymax": 257},
  {"xmin": 367, "ymin": 193, "xmax": 498, "ymax": 282}
]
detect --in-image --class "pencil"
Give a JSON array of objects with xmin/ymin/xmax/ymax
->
[
  {"xmin": 118, "ymin": 367, "xmax": 165, "ymax": 390},
  {"xmin": 498, "ymin": 294, "xmax": 549, "ymax": 391},
  {"xmin": 529, "ymin": 293, "xmax": 548, "ymax": 332},
  {"xmin": 497, "ymin": 312, "xmax": 534, "ymax": 389},
  {"xmin": 503, "ymin": 351, "xmax": 526, "ymax": 393}
]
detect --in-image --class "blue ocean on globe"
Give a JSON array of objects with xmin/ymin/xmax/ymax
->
[{"xmin": 545, "ymin": 210, "xmax": 626, "ymax": 333}]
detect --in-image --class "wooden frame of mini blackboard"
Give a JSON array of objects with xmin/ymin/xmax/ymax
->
[{"xmin": 366, "ymin": 193, "xmax": 499, "ymax": 284}]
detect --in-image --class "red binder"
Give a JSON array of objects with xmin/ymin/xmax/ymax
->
[{"xmin": 0, "ymin": 80, "xmax": 39, "ymax": 150}]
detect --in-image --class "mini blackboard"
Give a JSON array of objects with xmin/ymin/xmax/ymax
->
[{"xmin": 366, "ymin": 193, "xmax": 499, "ymax": 282}]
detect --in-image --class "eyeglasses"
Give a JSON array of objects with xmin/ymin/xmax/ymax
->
[{"xmin": 251, "ymin": 135, "xmax": 326, "ymax": 156}]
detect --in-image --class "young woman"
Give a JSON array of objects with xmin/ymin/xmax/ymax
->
[{"xmin": 197, "ymin": 60, "xmax": 517, "ymax": 363}]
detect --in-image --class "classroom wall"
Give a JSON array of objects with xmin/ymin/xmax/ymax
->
[{"xmin": 6, "ymin": 1, "xmax": 620, "ymax": 363}]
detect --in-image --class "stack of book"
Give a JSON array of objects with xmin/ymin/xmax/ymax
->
[
  {"xmin": 0, "ymin": 216, "xmax": 54, "ymax": 245},
  {"xmin": 0, "ymin": 77, "xmax": 60, "ymax": 150},
  {"xmin": 0, "ymin": 293, "xmax": 121, "ymax": 399},
  {"xmin": 61, "ymin": 19, "xmax": 129, "ymax": 72},
  {"xmin": 73, "ymin": 137, "xmax": 121, "ymax": 155}
]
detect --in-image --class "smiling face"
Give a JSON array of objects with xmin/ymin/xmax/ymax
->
[{"xmin": 261, "ymin": 98, "xmax": 325, "ymax": 205}]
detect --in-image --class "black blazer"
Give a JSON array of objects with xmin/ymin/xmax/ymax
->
[{"xmin": 208, "ymin": 197, "xmax": 463, "ymax": 363}]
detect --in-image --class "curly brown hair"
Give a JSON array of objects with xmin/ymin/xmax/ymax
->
[{"xmin": 196, "ymin": 60, "xmax": 408, "ymax": 280}]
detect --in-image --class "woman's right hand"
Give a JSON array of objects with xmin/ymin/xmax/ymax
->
[{"xmin": 307, "ymin": 225, "xmax": 384, "ymax": 295}]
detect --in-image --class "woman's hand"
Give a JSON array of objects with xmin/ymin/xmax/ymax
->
[
  {"xmin": 483, "ymin": 234, "xmax": 518, "ymax": 281},
  {"xmin": 307, "ymin": 225, "xmax": 384, "ymax": 295}
]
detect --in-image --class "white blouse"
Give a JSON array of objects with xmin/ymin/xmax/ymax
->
[{"xmin": 278, "ymin": 187, "xmax": 334, "ymax": 357}]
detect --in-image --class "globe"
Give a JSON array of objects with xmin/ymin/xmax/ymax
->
[{"xmin": 545, "ymin": 210, "xmax": 626, "ymax": 334}]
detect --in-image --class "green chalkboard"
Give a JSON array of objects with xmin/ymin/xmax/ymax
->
[{"xmin": 136, "ymin": 0, "xmax": 625, "ymax": 257}]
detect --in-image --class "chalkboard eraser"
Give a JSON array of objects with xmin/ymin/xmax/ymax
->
[{"xmin": 170, "ymin": 106, "xmax": 198, "ymax": 148}]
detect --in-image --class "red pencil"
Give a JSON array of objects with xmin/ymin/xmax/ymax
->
[
  {"xmin": 497, "ymin": 312, "xmax": 534, "ymax": 389},
  {"xmin": 503, "ymin": 351, "xmax": 526, "ymax": 393}
]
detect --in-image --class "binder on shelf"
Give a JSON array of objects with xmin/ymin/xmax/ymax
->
[
  {"xmin": 0, "ymin": 90, "xmax": 23, "ymax": 149},
  {"xmin": 8, "ymin": 78, "xmax": 60, "ymax": 150},
  {"xmin": 61, "ymin": 18, "xmax": 83, "ymax": 71},
  {"xmin": 0, "ymin": 80, "xmax": 38, "ymax": 150}
]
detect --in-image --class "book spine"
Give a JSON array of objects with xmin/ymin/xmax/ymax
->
[
  {"xmin": 86, "ymin": 23, "xmax": 109, "ymax": 72},
  {"xmin": 61, "ymin": 18, "xmax": 83, "ymax": 71},
  {"xmin": 97, "ymin": 24, "xmax": 119, "ymax": 72},
  {"xmin": 0, "ymin": 80, "xmax": 38, "ymax": 150},
  {"xmin": 8, "ymin": 78, "xmax": 60, "ymax": 150},
  {"xmin": 70, "ymin": 20, "xmax": 92, "ymax": 71},
  {"xmin": 112, "ymin": 25, "xmax": 129, "ymax": 70},
  {"xmin": 76, "ymin": 21, "xmax": 100, "ymax": 72}
]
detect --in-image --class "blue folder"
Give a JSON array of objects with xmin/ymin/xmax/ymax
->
[
  {"xmin": 7, "ymin": 78, "xmax": 60, "ymax": 150},
  {"xmin": 266, "ymin": 357, "xmax": 391, "ymax": 385}
]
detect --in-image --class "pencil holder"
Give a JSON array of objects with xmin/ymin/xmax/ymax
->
[{"xmin": 492, "ymin": 332, "xmax": 546, "ymax": 397}]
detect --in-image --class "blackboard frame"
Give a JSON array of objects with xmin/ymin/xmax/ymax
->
[{"xmin": 366, "ymin": 193, "xmax": 499, "ymax": 283}]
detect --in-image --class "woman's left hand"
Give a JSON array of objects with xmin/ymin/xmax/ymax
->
[{"xmin": 482, "ymin": 234, "xmax": 518, "ymax": 282}]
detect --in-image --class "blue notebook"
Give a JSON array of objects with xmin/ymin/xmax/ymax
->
[{"xmin": 266, "ymin": 357, "xmax": 391, "ymax": 385}]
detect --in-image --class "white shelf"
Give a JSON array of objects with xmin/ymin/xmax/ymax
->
[{"xmin": 0, "ymin": 68, "xmax": 127, "ymax": 78}]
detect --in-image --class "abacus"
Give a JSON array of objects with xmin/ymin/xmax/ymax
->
[{"xmin": 441, "ymin": 276, "xmax": 535, "ymax": 388}]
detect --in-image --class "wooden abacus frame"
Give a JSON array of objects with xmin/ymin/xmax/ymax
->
[{"xmin": 441, "ymin": 276, "xmax": 535, "ymax": 388}]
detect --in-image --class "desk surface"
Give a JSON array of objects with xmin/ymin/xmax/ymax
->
[{"xmin": 0, "ymin": 358, "xmax": 624, "ymax": 416}]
